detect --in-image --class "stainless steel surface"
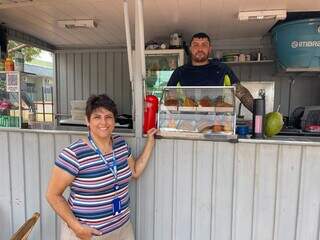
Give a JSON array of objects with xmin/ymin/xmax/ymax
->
[
  {"xmin": 0, "ymin": 126, "xmax": 135, "ymax": 136},
  {"xmin": 237, "ymin": 81, "xmax": 274, "ymax": 120},
  {"xmin": 239, "ymin": 135, "xmax": 320, "ymax": 146}
]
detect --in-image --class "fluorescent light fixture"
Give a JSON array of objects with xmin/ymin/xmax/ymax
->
[
  {"xmin": 238, "ymin": 10, "xmax": 287, "ymax": 21},
  {"xmin": 57, "ymin": 19, "xmax": 97, "ymax": 29}
]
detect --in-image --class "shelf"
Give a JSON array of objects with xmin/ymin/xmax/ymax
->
[
  {"xmin": 160, "ymin": 105, "xmax": 234, "ymax": 113},
  {"xmin": 285, "ymin": 67, "xmax": 320, "ymax": 73},
  {"xmin": 222, "ymin": 60, "xmax": 274, "ymax": 65}
]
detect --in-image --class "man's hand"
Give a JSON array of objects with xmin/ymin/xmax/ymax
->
[{"xmin": 235, "ymin": 83, "xmax": 254, "ymax": 113}]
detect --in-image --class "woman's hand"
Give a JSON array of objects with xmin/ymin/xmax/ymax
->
[
  {"xmin": 73, "ymin": 224, "xmax": 102, "ymax": 240},
  {"xmin": 146, "ymin": 128, "xmax": 158, "ymax": 142}
]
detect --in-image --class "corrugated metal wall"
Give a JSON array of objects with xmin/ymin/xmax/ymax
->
[
  {"xmin": 55, "ymin": 49, "xmax": 132, "ymax": 116},
  {"xmin": 136, "ymin": 139, "xmax": 320, "ymax": 240},
  {"xmin": 1, "ymin": 130, "xmax": 320, "ymax": 240},
  {"xmin": 0, "ymin": 130, "xmax": 136, "ymax": 240}
]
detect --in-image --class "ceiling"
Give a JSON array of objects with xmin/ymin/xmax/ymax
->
[{"xmin": 0, "ymin": 0, "xmax": 319, "ymax": 49}]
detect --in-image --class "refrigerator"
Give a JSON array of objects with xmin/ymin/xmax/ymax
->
[{"xmin": 145, "ymin": 49, "xmax": 184, "ymax": 99}]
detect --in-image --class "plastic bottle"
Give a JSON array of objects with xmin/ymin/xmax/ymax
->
[
  {"xmin": 143, "ymin": 95, "xmax": 159, "ymax": 134},
  {"xmin": 5, "ymin": 57, "xmax": 14, "ymax": 71},
  {"xmin": 14, "ymin": 50, "xmax": 24, "ymax": 72}
]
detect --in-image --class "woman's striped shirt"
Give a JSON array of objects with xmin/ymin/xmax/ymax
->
[{"xmin": 55, "ymin": 135, "xmax": 132, "ymax": 235}]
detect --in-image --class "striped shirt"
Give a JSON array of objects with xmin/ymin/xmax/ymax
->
[{"xmin": 55, "ymin": 135, "xmax": 132, "ymax": 235}]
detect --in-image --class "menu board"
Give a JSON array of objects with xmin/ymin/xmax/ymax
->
[{"xmin": 6, "ymin": 72, "xmax": 19, "ymax": 92}]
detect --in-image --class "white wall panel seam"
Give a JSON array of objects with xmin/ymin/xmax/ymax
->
[
  {"xmin": 317, "ymin": 206, "xmax": 320, "ymax": 240},
  {"xmin": 230, "ymin": 144, "xmax": 237, "ymax": 240},
  {"xmin": 53, "ymin": 133, "xmax": 59, "ymax": 239},
  {"xmin": 22, "ymin": 133, "xmax": 27, "ymax": 222},
  {"xmin": 190, "ymin": 140, "xmax": 194, "ymax": 240},
  {"xmin": 153, "ymin": 140, "xmax": 158, "ymax": 240},
  {"xmin": 295, "ymin": 146, "xmax": 305, "ymax": 240},
  {"xmin": 250, "ymin": 143, "xmax": 257, "ymax": 240},
  {"xmin": 191, "ymin": 141, "xmax": 197, "ymax": 240},
  {"xmin": 231, "ymin": 143, "xmax": 239, "ymax": 240},
  {"xmin": 272, "ymin": 144, "xmax": 280, "ymax": 240},
  {"xmin": 172, "ymin": 140, "xmax": 177, "ymax": 240},
  {"xmin": 6, "ymin": 131, "xmax": 14, "ymax": 235},
  {"xmin": 210, "ymin": 142, "xmax": 217, "ymax": 240},
  {"xmin": 36, "ymin": 133, "xmax": 43, "ymax": 240},
  {"xmin": 135, "ymin": 138, "xmax": 139, "ymax": 240}
]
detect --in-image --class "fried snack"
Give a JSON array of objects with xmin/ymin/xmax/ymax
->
[
  {"xmin": 167, "ymin": 119, "xmax": 177, "ymax": 128},
  {"xmin": 197, "ymin": 120, "xmax": 214, "ymax": 133},
  {"xmin": 212, "ymin": 125, "xmax": 224, "ymax": 132},
  {"xmin": 213, "ymin": 96, "xmax": 233, "ymax": 107},
  {"xmin": 178, "ymin": 120, "xmax": 194, "ymax": 131},
  {"xmin": 215, "ymin": 101, "xmax": 233, "ymax": 107},
  {"xmin": 183, "ymin": 97, "xmax": 197, "ymax": 107},
  {"xmin": 199, "ymin": 96, "xmax": 213, "ymax": 107},
  {"xmin": 164, "ymin": 98, "xmax": 179, "ymax": 106},
  {"xmin": 223, "ymin": 124, "xmax": 233, "ymax": 132}
]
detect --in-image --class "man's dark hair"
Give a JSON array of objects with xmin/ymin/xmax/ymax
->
[
  {"xmin": 190, "ymin": 32, "xmax": 211, "ymax": 45},
  {"xmin": 86, "ymin": 94, "xmax": 118, "ymax": 120}
]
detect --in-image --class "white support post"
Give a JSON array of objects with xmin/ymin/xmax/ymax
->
[
  {"xmin": 132, "ymin": 0, "xmax": 145, "ymax": 137},
  {"xmin": 123, "ymin": 0, "xmax": 136, "ymax": 134}
]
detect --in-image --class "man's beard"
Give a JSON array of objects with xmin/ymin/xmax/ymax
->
[{"xmin": 191, "ymin": 51, "xmax": 209, "ymax": 63}]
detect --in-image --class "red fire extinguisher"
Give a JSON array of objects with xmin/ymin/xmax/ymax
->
[{"xmin": 143, "ymin": 95, "xmax": 159, "ymax": 134}]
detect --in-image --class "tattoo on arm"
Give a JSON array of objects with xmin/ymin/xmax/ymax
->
[{"xmin": 235, "ymin": 83, "xmax": 254, "ymax": 113}]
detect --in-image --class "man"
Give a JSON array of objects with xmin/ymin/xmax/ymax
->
[{"xmin": 167, "ymin": 32, "xmax": 253, "ymax": 112}]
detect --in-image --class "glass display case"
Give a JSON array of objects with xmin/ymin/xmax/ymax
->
[
  {"xmin": 145, "ymin": 49, "xmax": 184, "ymax": 99},
  {"xmin": 158, "ymin": 86, "xmax": 237, "ymax": 141},
  {"xmin": 0, "ymin": 71, "xmax": 54, "ymax": 128}
]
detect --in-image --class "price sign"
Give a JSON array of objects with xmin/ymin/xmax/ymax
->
[{"xmin": 6, "ymin": 72, "xmax": 19, "ymax": 92}]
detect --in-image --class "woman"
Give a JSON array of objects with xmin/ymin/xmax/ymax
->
[{"xmin": 46, "ymin": 94, "xmax": 157, "ymax": 240}]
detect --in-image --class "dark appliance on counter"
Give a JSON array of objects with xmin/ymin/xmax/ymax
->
[
  {"xmin": 301, "ymin": 106, "xmax": 320, "ymax": 133},
  {"xmin": 279, "ymin": 106, "xmax": 320, "ymax": 137}
]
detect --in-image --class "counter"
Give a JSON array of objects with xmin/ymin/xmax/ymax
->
[
  {"xmin": 0, "ymin": 128, "xmax": 319, "ymax": 240},
  {"xmin": 0, "ymin": 126, "xmax": 135, "ymax": 136}
]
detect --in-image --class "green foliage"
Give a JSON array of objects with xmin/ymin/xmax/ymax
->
[
  {"xmin": 0, "ymin": 79, "xmax": 5, "ymax": 91},
  {"xmin": 7, "ymin": 40, "xmax": 41, "ymax": 62}
]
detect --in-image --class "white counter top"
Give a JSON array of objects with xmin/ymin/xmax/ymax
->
[{"xmin": 1, "ymin": 127, "xmax": 320, "ymax": 145}]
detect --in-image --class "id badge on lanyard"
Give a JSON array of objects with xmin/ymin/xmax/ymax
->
[{"xmin": 88, "ymin": 133, "xmax": 122, "ymax": 215}]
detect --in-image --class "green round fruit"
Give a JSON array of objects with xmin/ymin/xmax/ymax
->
[{"xmin": 264, "ymin": 112, "xmax": 283, "ymax": 137}]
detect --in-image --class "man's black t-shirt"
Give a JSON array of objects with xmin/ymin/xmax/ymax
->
[{"xmin": 167, "ymin": 59, "xmax": 239, "ymax": 86}]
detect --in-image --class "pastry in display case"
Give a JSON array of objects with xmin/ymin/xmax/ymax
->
[
  {"xmin": 158, "ymin": 86, "xmax": 237, "ymax": 141},
  {"xmin": 0, "ymin": 71, "xmax": 54, "ymax": 128}
]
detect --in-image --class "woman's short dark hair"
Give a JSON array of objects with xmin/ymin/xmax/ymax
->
[
  {"xmin": 86, "ymin": 94, "xmax": 118, "ymax": 120},
  {"xmin": 190, "ymin": 32, "xmax": 211, "ymax": 45}
]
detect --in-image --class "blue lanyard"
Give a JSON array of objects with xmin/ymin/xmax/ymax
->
[{"xmin": 87, "ymin": 133, "xmax": 117, "ymax": 181}]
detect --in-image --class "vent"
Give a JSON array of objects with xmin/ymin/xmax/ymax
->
[
  {"xmin": 238, "ymin": 10, "xmax": 287, "ymax": 21},
  {"xmin": 57, "ymin": 19, "xmax": 97, "ymax": 29}
]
